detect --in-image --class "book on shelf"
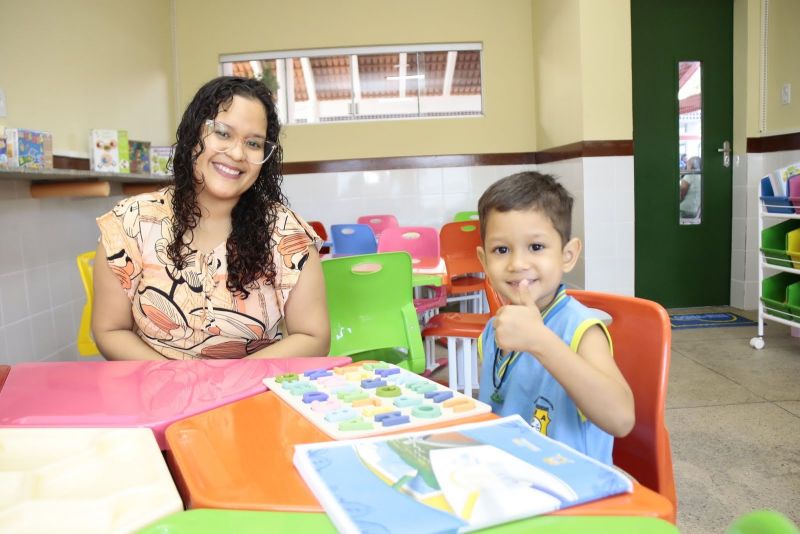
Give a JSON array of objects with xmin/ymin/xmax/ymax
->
[
  {"xmin": 129, "ymin": 140, "xmax": 151, "ymax": 174},
  {"xmin": 0, "ymin": 126, "xmax": 7, "ymax": 168},
  {"xmin": 775, "ymin": 162, "xmax": 800, "ymax": 197},
  {"xmin": 150, "ymin": 146, "xmax": 173, "ymax": 176},
  {"xmin": 89, "ymin": 129, "xmax": 130, "ymax": 173},
  {"xmin": 293, "ymin": 415, "xmax": 633, "ymax": 534},
  {"xmin": 5, "ymin": 128, "xmax": 54, "ymax": 169}
]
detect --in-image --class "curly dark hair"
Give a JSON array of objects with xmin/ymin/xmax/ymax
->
[{"xmin": 168, "ymin": 76, "xmax": 286, "ymax": 297}]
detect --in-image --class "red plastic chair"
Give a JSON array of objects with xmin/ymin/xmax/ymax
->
[
  {"xmin": 567, "ymin": 289, "xmax": 677, "ymax": 519},
  {"xmin": 308, "ymin": 221, "xmax": 330, "ymax": 255},
  {"xmin": 439, "ymin": 221, "xmax": 484, "ymax": 313},
  {"xmin": 357, "ymin": 214, "xmax": 399, "ymax": 240}
]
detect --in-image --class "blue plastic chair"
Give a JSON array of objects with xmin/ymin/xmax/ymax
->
[{"xmin": 330, "ymin": 223, "xmax": 378, "ymax": 256}]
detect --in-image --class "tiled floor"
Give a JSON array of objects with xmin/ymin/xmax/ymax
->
[
  {"xmin": 430, "ymin": 307, "xmax": 800, "ymax": 532},
  {"xmin": 664, "ymin": 308, "xmax": 800, "ymax": 533}
]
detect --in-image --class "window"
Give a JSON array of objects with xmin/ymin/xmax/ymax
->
[{"xmin": 220, "ymin": 44, "xmax": 483, "ymax": 125}]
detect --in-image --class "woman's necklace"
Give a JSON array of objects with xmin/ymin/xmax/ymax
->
[{"xmin": 491, "ymin": 347, "xmax": 520, "ymax": 403}]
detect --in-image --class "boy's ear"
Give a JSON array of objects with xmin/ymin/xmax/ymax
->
[
  {"xmin": 561, "ymin": 237, "xmax": 581, "ymax": 273},
  {"xmin": 476, "ymin": 245, "xmax": 487, "ymax": 271}
]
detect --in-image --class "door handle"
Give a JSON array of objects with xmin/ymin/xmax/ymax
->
[{"xmin": 717, "ymin": 140, "xmax": 731, "ymax": 168}]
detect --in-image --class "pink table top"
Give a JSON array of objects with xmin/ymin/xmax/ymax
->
[{"xmin": 0, "ymin": 357, "xmax": 350, "ymax": 449}]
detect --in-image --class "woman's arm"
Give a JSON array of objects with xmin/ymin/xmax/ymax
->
[
  {"xmin": 92, "ymin": 242, "xmax": 166, "ymax": 360},
  {"xmin": 247, "ymin": 246, "xmax": 330, "ymax": 358}
]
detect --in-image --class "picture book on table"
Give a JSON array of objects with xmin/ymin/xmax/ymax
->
[
  {"xmin": 90, "ymin": 129, "xmax": 129, "ymax": 173},
  {"xmin": 129, "ymin": 140, "xmax": 151, "ymax": 174},
  {"xmin": 150, "ymin": 145, "xmax": 173, "ymax": 175},
  {"xmin": 294, "ymin": 415, "xmax": 633, "ymax": 534},
  {"xmin": 4, "ymin": 128, "xmax": 53, "ymax": 169}
]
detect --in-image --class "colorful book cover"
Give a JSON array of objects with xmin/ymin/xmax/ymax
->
[
  {"xmin": 90, "ymin": 129, "xmax": 121, "ymax": 172},
  {"xmin": 5, "ymin": 128, "xmax": 53, "ymax": 169},
  {"xmin": 129, "ymin": 140, "xmax": 151, "ymax": 174},
  {"xmin": 0, "ymin": 126, "xmax": 7, "ymax": 168},
  {"xmin": 294, "ymin": 415, "xmax": 633, "ymax": 534},
  {"xmin": 150, "ymin": 146, "xmax": 173, "ymax": 175},
  {"xmin": 118, "ymin": 130, "xmax": 130, "ymax": 174},
  {"xmin": 775, "ymin": 162, "xmax": 800, "ymax": 197}
]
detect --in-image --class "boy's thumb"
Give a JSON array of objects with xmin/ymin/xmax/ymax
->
[{"xmin": 516, "ymin": 279, "xmax": 538, "ymax": 308}]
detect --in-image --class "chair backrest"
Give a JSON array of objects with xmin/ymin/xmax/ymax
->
[
  {"xmin": 308, "ymin": 220, "xmax": 328, "ymax": 242},
  {"xmin": 356, "ymin": 214, "xmax": 399, "ymax": 238},
  {"xmin": 322, "ymin": 252, "xmax": 425, "ymax": 374},
  {"xmin": 453, "ymin": 210, "xmax": 479, "ymax": 222},
  {"xmin": 330, "ymin": 224, "xmax": 378, "ymax": 256},
  {"xmin": 567, "ymin": 289, "xmax": 676, "ymax": 511},
  {"xmin": 76, "ymin": 251, "xmax": 99, "ymax": 356},
  {"xmin": 377, "ymin": 226, "xmax": 439, "ymax": 263},
  {"xmin": 439, "ymin": 220, "xmax": 483, "ymax": 279},
  {"xmin": 485, "ymin": 278, "xmax": 503, "ymax": 315}
]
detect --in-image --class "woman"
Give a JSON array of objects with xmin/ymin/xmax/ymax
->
[{"xmin": 93, "ymin": 76, "xmax": 330, "ymax": 360}]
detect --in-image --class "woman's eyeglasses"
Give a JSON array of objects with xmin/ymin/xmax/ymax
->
[{"xmin": 202, "ymin": 119, "xmax": 277, "ymax": 165}]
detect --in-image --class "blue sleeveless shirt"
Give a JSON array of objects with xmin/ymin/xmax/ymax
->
[{"xmin": 477, "ymin": 285, "xmax": 615, "ymax": 464}]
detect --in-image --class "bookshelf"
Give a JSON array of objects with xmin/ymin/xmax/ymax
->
[{"xmin": 0, "ymin": 165, "xmax": 169, "ymax": 198}]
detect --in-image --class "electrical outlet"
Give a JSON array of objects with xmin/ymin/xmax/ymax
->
[
  {"xmin": 782, "ymin": 83, "xmax": 791, "ymax": 105},
  {"xmin": 0, "ymin": 88, "xmax": 6, "ymax": 117}
]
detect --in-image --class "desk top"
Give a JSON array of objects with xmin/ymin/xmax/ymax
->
[
  {"xmin": 165, "ymin": 391, "xmax": 674, "ymax": 521},
  {"xmin": 0, "ymin": 358, "xmax": 350, "ymax": 449}
]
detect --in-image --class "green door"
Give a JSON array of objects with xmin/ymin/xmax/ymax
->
[{"xmin": 632, "ymin": 0, "xmax": 733, "ymax": 307}]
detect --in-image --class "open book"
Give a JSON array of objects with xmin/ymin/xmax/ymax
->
[{"xmin": 294, "ymin": 415, "xmax": 633, "ymax": 533}]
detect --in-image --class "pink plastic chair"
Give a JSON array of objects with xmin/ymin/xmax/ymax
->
[{"xmin": 357, "ymin": 214, "xmax": 399, "ymax": 239}]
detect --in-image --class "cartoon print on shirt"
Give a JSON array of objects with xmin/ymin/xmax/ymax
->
[{"xmin": 532, "ymin": 396, "xmax": 554, "ymax": 435}]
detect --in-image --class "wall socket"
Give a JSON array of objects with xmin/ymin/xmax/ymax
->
[
  {"xmin": 0, "ymin": 88, "xmax": 6, "ymax": 117},
  {"xmin": 782, "ymin": 83, "xmax": 792, "ymax": 105}
]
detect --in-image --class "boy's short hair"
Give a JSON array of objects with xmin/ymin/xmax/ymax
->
[{"xmin": 478, "ymin": 171, "xmax": 573, "ymax": 245}]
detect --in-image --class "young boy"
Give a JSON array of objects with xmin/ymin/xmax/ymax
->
[{"xmin": 476, "ymin": 172, "xmax": 634, "ymax": 464}]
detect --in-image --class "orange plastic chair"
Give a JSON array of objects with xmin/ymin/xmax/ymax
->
[
  {"xmin": 357, "ymin": 214, "xmax": 399, "ymax": 239},
  {"xmin": 567, "ymin": 289, "xmax": 677, "ymax": 518},
  {"xmin": 76, "ymin": 251, "xmax": 99, "ymax": 356},
  {"xmin": 439, "ymin": 221, "xmax": 485, "ymax": 313},
  {"xmin": 421, "ymin": 278, "xmax": 502, "ymax": 394},
  {"xmin": 308, "ymin": 220, "xmax": 330, "ymax": 255}
]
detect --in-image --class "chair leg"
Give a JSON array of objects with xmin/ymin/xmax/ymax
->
[
  {"xmin": 462, "ymin": 338, "xmax": 472, "ymax": 398},
  {"xmin": 447, "ymin": 337, "xmax": 457, "ymax": 391}
]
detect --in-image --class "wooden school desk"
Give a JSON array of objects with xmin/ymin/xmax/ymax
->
[
  {"xmin": 165, "ymin": 391, "xmax": 674, "ymax": 522},
  {"xmin": 0, "ymin": 357, "xmax": 350, "ymax": 449},
  {"xmin": 0, "ymin": 365, "xmax": 9, "ymax": 392}
]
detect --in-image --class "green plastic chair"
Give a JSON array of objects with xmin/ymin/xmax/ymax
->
[
  {"xmin": 453, "ymin": 210, "xmax": 479, "ymax": 222},
  {"xmin": 322, "ymin": 251, "xmax": 425, "ymax": 374},
  {"xmin": 726, "ymin": 510, "xmax": 800, "ymax": 534},
  {"xmin": 137, "ymin": 509, "xmax": 337, "ymax": 533}
]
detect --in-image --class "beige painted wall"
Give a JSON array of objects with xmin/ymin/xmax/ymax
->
[
  {"xmin": 765, "ymin": 0, "xmax": 800, "ymax": 134},
  {"xmin": 532, "ymin": 0, "xmax": 632, "ymax": 150},
  {"xmin": 173, "ymin": 0, "xmax": 537, "ymax": 162},
  {"xmin": 0, "ymin": 0, "xmax": 175, "ymax": 155}
]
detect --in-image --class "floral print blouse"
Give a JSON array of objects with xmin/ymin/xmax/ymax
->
[{"xmin": 96, "ymin": 188, "xmax": 321, "ymax": 360}]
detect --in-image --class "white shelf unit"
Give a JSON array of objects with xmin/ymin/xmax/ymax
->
[{"xmin": 751, "ymin": 198, "xmax": 800, "ymax": 349}]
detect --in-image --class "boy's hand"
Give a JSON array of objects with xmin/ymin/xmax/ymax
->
[{"xmin": 493, "ymin": 280, "xmax": 546, "ymax": 354}]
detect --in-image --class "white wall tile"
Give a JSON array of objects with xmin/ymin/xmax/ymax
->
[
  {"xmin": 0, "ymin": 326, "xmax": 8, "ymax": 364},
  {"xmin": 417, "ymin": 168, "xmax": 444, "ymax": 196},
  {"xmin": 25, "ymin": 265, "xmax": 52, "ymax": 315},
  {"xmin": 30, "ymin": 310, "xmax": 58, "ymax": 359},
  {"xmin": 730, "ymin": 280, "xmax": 746, "ymax": 309},
  {"xmin": 4, "ymin": 317, "xmax": 35, "ymax": 363},
  {"xmin": 52, "ymin": 302, "xmax": 77, "ymax": 352},
  {"xmin": 441, "ymin": 167, "xmax": 472, "ymax": 194},
  {"xmin": 0, "ymin": 272, "xmax": 29, "ymax": 325}
]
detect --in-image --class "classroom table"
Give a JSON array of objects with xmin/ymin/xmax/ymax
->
[
  {"xmin": 139, "ymin": 508, "xmax": 680, "ymax": 533},
  {"xmin": 0, "ymin": 357, "xmax": 350, "ymax": 449},
  {"xmin": 165, "ymin": 390, "xmax": 675, "ymax": 522},
  {"xmin": 0, "ymin": 427, "xmax": 183, "ymax": 532}
]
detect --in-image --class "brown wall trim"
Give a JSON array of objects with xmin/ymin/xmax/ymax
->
[
  {"xmin": 282, "ymin": 152, "xmax": 538, "ymax": 175},
  {"xmin": 746, "ymin": 132, "xmax": 800, "ymax": 153},
  {"xmin": 49, "ymin": 140, "xmax": 635, "ymax": 176}
]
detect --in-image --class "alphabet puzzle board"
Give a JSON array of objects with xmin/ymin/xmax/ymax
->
[{"xmin": 263, "ymin": 361, "xmax": 491, "ymax": 440}]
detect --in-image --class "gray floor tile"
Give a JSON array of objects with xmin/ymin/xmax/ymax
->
[
  {"xmin": 671, "ymin": 336, "xmax": 800, "ymax": 401},
  {"xmin": 667, "ymin": 352, "xmax": 765, "ymax": 409},
  {"xmin": 666, "ymin": 403, "xmax": 800, "ymax": 534},
  {"xmin": 776, "ymin": 400, "xmax": 800, "ymax": 417}
]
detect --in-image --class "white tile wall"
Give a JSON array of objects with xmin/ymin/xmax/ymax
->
[
  {"xmin": 0, "ymin": 180, "xmax": 123, "ymax": 364},
  {"xmin": 2, "ymin": 155, "xmax": 639, "ymax": 364}
]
